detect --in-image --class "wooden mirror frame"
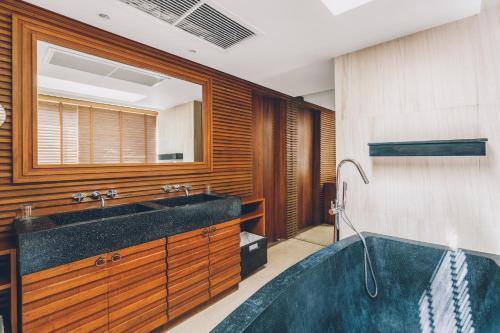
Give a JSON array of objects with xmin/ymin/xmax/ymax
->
[{"xmin": 12, "ymin": 15, "xmax": 213, "ymax": 183}]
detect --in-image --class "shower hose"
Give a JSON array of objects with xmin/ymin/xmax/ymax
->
[{"xmin": 339, "ymin": 209, "xmax": 378, "ymax": 298}]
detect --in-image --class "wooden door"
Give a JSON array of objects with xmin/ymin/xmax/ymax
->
[
  {"xmin": 21, "ymin": 254, "xmax": 110, "ymax": 333},
  {"xmin": 167, "ymin": 227, "xmax": 210, "ymax": 320},
  {"xmin": 298, "ymin": 108, "xmax": 321, "ymax": 229},
  {"xmin": 208, "ymin": 219, "xmax": 241, "ymax": 297},
  {"xmin": 253, "ymin": 94, "xmax": 287, "ymax": 242},
  {"xmin": 107, "ymin": 239, "xmax": 167, "ymax": 333}
]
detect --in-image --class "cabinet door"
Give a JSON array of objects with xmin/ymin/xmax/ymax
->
[
  {"xmin": 209, "ymin": 218, "xmax": 241, "ymax": 297},
  {"xmin": 21, "ymin": 254, "xmax": 110, "ymax": 333},
  {"xmin": 107, "ymin": 239, "xmax": 167, "ymax": 333},
  {"xmin": 167, "ymin": 227, "xmax": 210, "ymax": 320}
]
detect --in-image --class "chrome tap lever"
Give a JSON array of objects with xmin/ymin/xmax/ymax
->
[
  {"xmin": 73, "ymin": 192, "xmax": 86, "ymax": 203},
  {"xmin": 162, "ymin": 185, "xmax": 172, "ymax": 193},
  {"xmin": 173, "ymin": 185, "xmax": 180, "ymax": 192},
  {"xmin": 90, "ymin": 191, "xmax": 101, "ymax": 200},
  {"xmin": 106, "ymin": 189, "xmax": 118, "ymax": 199}
]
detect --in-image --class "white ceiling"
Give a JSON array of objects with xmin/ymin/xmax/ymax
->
[{"xmin": 25, "ymin": 0, "xmax": 481, "ymax": 97}]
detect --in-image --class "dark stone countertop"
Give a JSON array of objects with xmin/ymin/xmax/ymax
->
[{"xmin": 15, "ymin": 193, "xmax": 241, "ymax": 276}]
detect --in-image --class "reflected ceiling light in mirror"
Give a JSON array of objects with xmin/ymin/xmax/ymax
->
[
  {"xmin": 38, "ymin": 76, "xmax": 147, "ymax": 103},
  {"xmin": 0, "ymin": 104, "xmax": 5, "ymax": 127},
  {"xmin": 320, "ymin": 0, "xmax": 374, "ymax": 15}
]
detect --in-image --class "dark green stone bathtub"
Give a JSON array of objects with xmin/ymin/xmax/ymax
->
[{"xmin": 212, "ymin": 234, "xmax": 500, "ymax": 333}]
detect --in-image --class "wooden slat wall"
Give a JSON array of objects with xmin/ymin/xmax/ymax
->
[
  {"xmin": 319, "ymin": 110, "xmax": 336, "ymax": 223},
  {"xmin": 0, "ymin": 5, "xmax": 258, "ymax": 247},
  {"xmin": 285, "ymin": 98, "xmax": 301, "ymax": 238}
]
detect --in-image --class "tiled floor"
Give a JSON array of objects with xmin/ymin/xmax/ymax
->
[{"xmin": 158, "ymin": 225, "xmax": 333, "ymax": 333}]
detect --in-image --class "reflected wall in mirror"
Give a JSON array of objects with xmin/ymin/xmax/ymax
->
[{"xmin": 36, "ymin": 41, "xmax": 204, "ymax": 165}]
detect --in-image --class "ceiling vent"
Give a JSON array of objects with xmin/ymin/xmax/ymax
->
[
  {"xmin": 119, "ymin": 0, "xmax": 201, "ymax": 24},
  {"xmin": 176, "ymin": 4, "xmax": 256, "ymax": 49},
  {"xmin": 47, "ymin": 48, "xmax": 166, "ymax": 87},
  {"xmin": 118, "ymin": 0, "xmax": 257, "ymax": 49}
]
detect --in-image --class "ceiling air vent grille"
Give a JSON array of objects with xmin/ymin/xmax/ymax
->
[
  {"xmin": 176, "ymin": 4, "xmax": 256, "ymax": 49},
  {"xmin": 119, "ymin": 0, "xmax": 201, "ymax": 24}
]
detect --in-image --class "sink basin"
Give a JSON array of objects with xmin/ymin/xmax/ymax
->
[
  {"xmin": 49, "ymin": 203, "xmax": 155, "ymax": 226},
  {"xmin": 151, "ymin": 194, "xmax": 221, "ymax": 207},
  {"xmin": 15, "ymin": 193, "xmax": 241, "ymax": 275}
]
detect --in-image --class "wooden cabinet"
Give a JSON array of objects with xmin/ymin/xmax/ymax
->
[
  {"xmin": 166, "ymin": 219, "xmax": 241, "ymax": 319},
  {"xmin": 20, "ymin": 220, "xmax": 241, "ymax": 332},
  {"xmin": 167, "ymin": 227, "xmax": 210, "ymax": 320},
  {"xmin": 209, "ymin": 219, "xmax": 241, "ymax": 297},
  {"xmin": 21, "ymin": 239, "xmax": 167, "ymax": 333},
  {"xmin": 107, "ymin": 239, "xmax": 167, "ymax": 333}
]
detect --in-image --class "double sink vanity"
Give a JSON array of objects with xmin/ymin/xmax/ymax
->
[{"xmin": 14, "ymin": 194, "xmax": 242, "ymax": 332}]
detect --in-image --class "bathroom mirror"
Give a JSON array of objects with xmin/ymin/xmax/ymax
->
[
  {"xmin": 37, "ymin": 41, "xmax": 204, "ymax": 165},
  {"xmin": 13, "ymin": 16, "xmax": 212, "ymax": 183}
]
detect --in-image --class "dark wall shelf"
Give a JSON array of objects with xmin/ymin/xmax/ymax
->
[{"xmin": 368, "ymin": 138, "xmax": 488, "ymax": 157}]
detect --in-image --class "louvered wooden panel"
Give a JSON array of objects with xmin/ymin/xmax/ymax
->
[
  {"xmin": 78, "ymin": 106, "xmax": 91, "ymax": 164},
  {"xmin": 21, "ymin": 254, "xmax": 110, "ymax": 333},
  {"xmin": 122, "ymin": 112, "xmax": 146, "ymax": 163},
  {"xmin": 61, "ymin": 104, "xmax": 78, "ymax": 164},
  {"xmin": 145, "ymin": 115, "xmax": 157, "ymax": 163},
  {"xmin": 208, "ymin": 218, "xmax": 241, "ymax": 297},
  {"xmin": 107, "ymin": 239, "xmax": 167, "ymax": 333},
  {"xmin": 0, "ymin": 2, "xmax": 266, "ymax": 246},
  {"xmin": 319, "ymin": 110, "xmax": 336, "ymax": 223},
  {"xmin": 92, "ymin": 108, "xmax": 121, "ymax": 164},
  {"xmin": 167, "ymin": 227, "xmax": 210, "ymax": 320},
  {"xmin": 285, "ymin": 98, "xmax": 300, "ymax": 238},
  {"xmin": 37, "ymin": 101, "xmax": 61, "ymax": 165}
]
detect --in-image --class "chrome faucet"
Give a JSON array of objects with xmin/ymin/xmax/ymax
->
[
  {"xmin": 331, "ymin": 158, "xmax": 370, "ymax": 214},
  {"xmin": 90, "ymin": 191, "xmax": 106, "ymax": 208},
  {"xmin": 162, "ymin": 185, "xmax": 172, "ymax": 193},
  {"xmin": 183, "ymin": 184, "xmax": 191, "ymax": 197},
  {"xmin": 173, "ymin": 185, "xmax": 180, "ymax": 192},
  {"xmin": 332, "ymin": 159, "xmax": 369, "ymax": 241}
]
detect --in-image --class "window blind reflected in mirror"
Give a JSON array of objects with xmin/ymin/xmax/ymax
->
[{"xmin": 36, "ymin": 40, "xmax": 204, "ymax": 166}]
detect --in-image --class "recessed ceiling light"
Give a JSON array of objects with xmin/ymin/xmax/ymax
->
[
  {"xmin": 98, "ymin": 13, "xmax": 110, "ymax": 20},
  {"xmin": 320, "ymin": 0, "xmax": 374, "ymax": 16}
]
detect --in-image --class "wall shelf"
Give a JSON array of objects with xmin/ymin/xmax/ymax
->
[
  {"xmin": 368, "ymin": 138, "xmax": 488, "ymax": 157},
  {"xmin": 240, "ymin": 198, "xmax": 266, "ymax": 237}
]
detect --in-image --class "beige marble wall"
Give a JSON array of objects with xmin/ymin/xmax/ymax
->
[{"xmin": 335, "ymin": 0, "xmax": 500, "ymax": 254}]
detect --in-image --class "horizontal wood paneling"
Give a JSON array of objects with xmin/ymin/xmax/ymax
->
[{"xmin": 0, "ymin": 1, "xmax": 280, "ymax": 246}]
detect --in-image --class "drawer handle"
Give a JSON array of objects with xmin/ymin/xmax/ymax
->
[
  {"xmin": 202, "ymin": 228, "xmax": 209, "ymax": 237},
  {"xmin": 111, "ymin": 253, "xmax": 122, "ymax": 263},
  {"xmin": 95, "ymin": 257, "xmax": 106, "ymax": 267}
]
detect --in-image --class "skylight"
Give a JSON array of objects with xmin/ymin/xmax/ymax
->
[{"xmin": 320, "ymin": 0, "xmax": 374, "ymax": 16}]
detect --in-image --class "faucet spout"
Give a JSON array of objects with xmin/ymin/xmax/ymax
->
[
  {"xmin": 100, "ymin": 196, "xmax": 105, "ymax": 208},
  {"xmin": 335, "ymin": 159, "xmax": 369, "ymax": 209},
  {"xmin": 183, "ymin": 184, "xmax": 191, "ymax": 197}
]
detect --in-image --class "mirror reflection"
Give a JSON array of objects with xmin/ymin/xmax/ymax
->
[{"xmin": 36, "ymin": 40, "xmax": 204, "ymax": 165}]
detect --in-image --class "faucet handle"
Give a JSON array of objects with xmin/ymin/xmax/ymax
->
[
  {"xmin": 73, "ymin": 192, "xmax": 86, "ymax": 203},
  {"xmin": 162, "ymin": 185, "xmax": 172, "ymax": 193},
  {"xmin": 106, "ymin": 189, "xmax": 118, "ymax": 199},
  {"xmin": 184, "ymin": 184, "xmax": 191, "ymax": 190},
  {"xmin": 90, "ymin": 191, "xmax": 101, "ymax": 200},
  {"xmin": 173, "ymin": 185, "xmax": 180, "ymax": 192}
]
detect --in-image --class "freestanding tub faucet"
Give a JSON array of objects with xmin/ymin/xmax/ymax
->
[{"xmin": 330, "ymin": 158, "xmax": 378, "ymax": 298}]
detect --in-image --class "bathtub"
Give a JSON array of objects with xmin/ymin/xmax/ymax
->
[{"xmin": 212, "ymin": 233, "xmax": 500, "ymax": 333}]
